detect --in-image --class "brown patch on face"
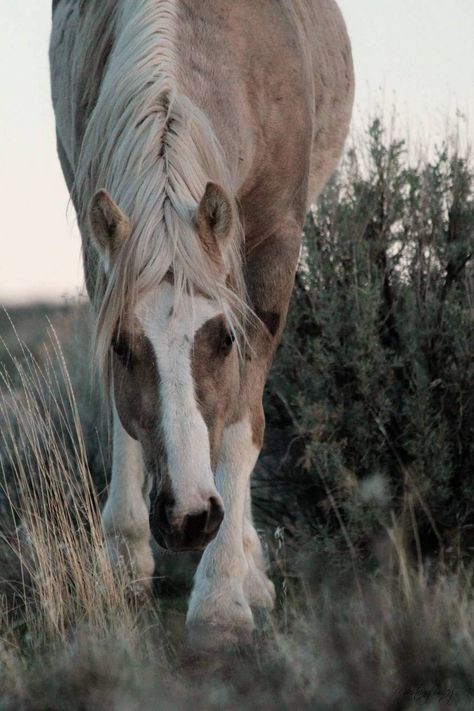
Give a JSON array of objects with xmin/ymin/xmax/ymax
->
[
  {"xmin": 112, "ymin": 318, "xmax": 170, "ymax": 479},
  {"xmin": 112, "ymin": 322, "xmax": 173, "ymax": 540},
  {"xmin": 191, "ymin": 315, "xmax": 240, "ymax": 470},
  {"xmin": 112, "ymin": 327, "xmax": 161, "ymax": 442}
]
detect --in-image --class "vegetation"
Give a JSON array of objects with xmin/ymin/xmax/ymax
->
[
  {"xmin": 258, "ymin": 119, "xmax": 474, "ymax": 561},
  {"xmin": 0, "ymin": 121, "xmax": 473, "ymax": 709}
]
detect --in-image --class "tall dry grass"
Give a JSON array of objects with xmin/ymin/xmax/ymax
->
[{"xmin": 0, "ymin": 318, "xmax": 158, "ymax": 654}]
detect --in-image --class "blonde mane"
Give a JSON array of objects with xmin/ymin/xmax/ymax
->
[{"xmin": 74, "ymin": 0, "xmax": 248, "ymax": 373}]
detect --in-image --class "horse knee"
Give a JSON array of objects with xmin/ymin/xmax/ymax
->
[{"xmin": 101, "ymin": 496, "xmax": 150, "ymax": 543}]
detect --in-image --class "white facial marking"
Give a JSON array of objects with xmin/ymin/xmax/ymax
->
[{"xmin": 136, "ymin": 282, "xmax": 221, "ymax": 519}]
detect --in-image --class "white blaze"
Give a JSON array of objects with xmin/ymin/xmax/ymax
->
[{"xmin": 136, "ymin": 282, "xmax": 221, "ymax": 520}]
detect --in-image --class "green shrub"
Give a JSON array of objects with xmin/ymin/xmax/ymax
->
[{"xmin": 257, "ymin": 119, "xmax": 474, "ymax": 558}]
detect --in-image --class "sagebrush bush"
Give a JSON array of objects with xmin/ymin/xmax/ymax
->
[{"xmin": 256, "ymin": 119, "xmax": 474, "ymax": 560}]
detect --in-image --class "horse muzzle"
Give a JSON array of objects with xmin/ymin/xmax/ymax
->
[{"xmin": 150, "ymin": 492, "xmax": 224, "ymax": 551}]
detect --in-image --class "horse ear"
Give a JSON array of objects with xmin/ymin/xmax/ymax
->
[
  {"xmin": 195, "ymin": 182, "xmax": 234, "ymax": 269},
  {"xmin": 88, "ymin": 189, "xmax": 130, "ymax": 261}
]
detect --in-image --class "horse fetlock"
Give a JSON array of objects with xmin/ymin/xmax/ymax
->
[
  {"xmin": 243, "ymin": 525, "xmax": 267, "ymax": 570},
  {"xmin": 243, "ymin": 560, "xmax": 276, "ymax": 610},
  {"xmin": 186, "ymin": 580, "xmax": 254, "ymax": 648},
  {"xmin": 187, "ymin": 548, "xmax": 253, "ymax": 636},
  {"xmin": 104, "ymin": 530, "xmax": 155, "ymax": 589},
  {"xmin": 242, "ymin": 524, "xmax": 274, "ymax": 607}
]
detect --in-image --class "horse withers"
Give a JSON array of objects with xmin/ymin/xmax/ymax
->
[{"xmin": 50, "ymin": 0, "xmax": 354, "ymax": 645}]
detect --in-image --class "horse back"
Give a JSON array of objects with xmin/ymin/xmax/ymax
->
[
  {"xmin": 175, "ymin": 0, "xmax": 353, "ymax": 235},
  {"xmin": 50, "ymin": 0, "xmax": 353, "ymax": 241}
]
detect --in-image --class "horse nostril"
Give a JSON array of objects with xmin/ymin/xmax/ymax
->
[
  {"xmin": 206, "ymin": 496, "xmax": 224, "ymax": 536},
  {"xmin": 182, "ymin": 509, "xmax": 209, "ymax": 545},
  {"xmin": 181, "ymin": 497, "xmax": 224, "ymax": 547}
]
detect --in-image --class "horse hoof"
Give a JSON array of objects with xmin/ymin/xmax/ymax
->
[
  {"xmin": 186, "ymin": 620, "xmax": 254, "ymax": 652},
  {"xmin": 186, "ymin": 587, "xmax": 254, "ymax": 651}
]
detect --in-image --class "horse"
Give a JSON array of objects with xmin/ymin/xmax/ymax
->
[{"xmin": 50, "ymin": 0, "xmax": 354, "ymax": 645}]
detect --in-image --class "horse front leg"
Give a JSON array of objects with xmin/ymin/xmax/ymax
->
[
  {"xmin": 239, "ymin": 218, "xmax": 301, "ymax": 613},
  {"xmin": 243, "ymin": 481, "xmax": 276, "ymax": 610},
  {"xmin": 101, "ymin": 401, "xmax": 155, "ymax": 591},
  {"xmin": 186, "ymin": 415, "xmax": 262, "ymax": 646},
  {"xmin": 187, "ymin": 218, "xmax": 301, "ymax": 646}
]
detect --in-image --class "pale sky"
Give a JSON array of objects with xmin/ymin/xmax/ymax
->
[{"xmin": 0, "ymin": 1, "xmax": 473, "ymax": 304}]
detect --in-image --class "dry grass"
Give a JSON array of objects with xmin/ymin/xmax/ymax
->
[
  {"xmin": 0, "ymin": 320, "xmax": 160, "ymax": 657},
  {"xmin": 0, "ymin": 311, "xmax": 473, "ymax": 710}
]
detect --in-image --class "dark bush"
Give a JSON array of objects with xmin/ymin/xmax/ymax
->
[{"xmin": 256, "ymin": 119, "xmax": 474, "ymax": 559}]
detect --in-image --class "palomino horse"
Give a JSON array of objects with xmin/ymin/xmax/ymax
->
[{"xmin": 50, "ymin": 0, "xmax": 354, "ymax": 644}]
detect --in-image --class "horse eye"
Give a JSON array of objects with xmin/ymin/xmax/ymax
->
[
  {"xmin": 221, "ymin": 331, "xmax": 235, "ymax": 355},
  {"xmin": 112, "ymin": 336, "xmax": 132, "ymax": 365}
]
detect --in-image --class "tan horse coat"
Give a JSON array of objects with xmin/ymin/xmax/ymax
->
[{"xmin": 50, "ymin": 0, "xmax": 354, "ymax": 645}]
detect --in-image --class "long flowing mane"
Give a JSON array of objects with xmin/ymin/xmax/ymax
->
[{"xmin": 73, "ymin": 0, "xmax": 247, "ymax": 372}]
